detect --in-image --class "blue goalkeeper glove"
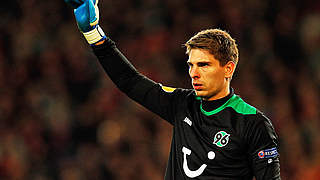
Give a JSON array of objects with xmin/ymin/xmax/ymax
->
[{"xmin": 65, "ymin": 0, "xmax": 106, "ymax": 45}]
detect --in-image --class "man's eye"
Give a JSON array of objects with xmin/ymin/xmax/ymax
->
[{"xmin": 198, "ymin": 63, "xmax": 209, "ymax": 67}]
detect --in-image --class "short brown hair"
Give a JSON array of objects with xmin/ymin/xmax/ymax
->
[{"xmin": 184, "ymin": 29, "xmax": 239, "ymax": 66}]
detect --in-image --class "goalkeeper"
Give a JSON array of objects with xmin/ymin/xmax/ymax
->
[{"xmin": 65, "ymin": 0, "xmax": 281, "ymax": 179}]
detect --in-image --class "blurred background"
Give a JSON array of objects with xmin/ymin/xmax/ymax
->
[{"xmin": 0, "ymin": 0, "xmax": 320, "ymax": 179}]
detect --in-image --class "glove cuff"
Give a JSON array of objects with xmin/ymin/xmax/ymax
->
[{"xmin": 83, "ymin": 25, "xmax": 106, "ymax": 45}]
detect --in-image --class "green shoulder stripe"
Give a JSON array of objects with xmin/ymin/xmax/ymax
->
[{"xmin": 200, "ymin": 94, "xmax": 257, "ymax": 116}]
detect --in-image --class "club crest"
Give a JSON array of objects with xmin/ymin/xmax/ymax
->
[{"xmin": 213, "ymin": 131, "xmax": 230, "ymax": 147}]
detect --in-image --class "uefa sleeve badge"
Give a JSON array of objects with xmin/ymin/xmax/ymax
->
[{"xmin": 258, "ymin": 147, "xmax": 278, "ymax": 159}]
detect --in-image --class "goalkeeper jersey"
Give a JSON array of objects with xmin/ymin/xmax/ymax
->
[{"xmin": 92, "ymin": 38, "xmax": 281, "ymax": 180}]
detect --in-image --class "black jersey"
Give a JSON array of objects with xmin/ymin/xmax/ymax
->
[{"xmin": 92, "ymin": 38, "xmax": 281, "ymax": 180}]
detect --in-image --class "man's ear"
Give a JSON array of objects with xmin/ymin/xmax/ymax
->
[{"xmin": 225, "ymin": 61, "xmax": 236, "ymax": 79}]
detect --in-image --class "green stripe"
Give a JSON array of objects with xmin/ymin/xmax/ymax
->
[{"xmin": 199, "ymin": 94, "xmax": 257, "ymax": 116}]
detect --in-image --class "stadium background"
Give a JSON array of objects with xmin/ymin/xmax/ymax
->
[{"xmin": 0, "ymin": 0, "xmax": 320, "ymax": 179}]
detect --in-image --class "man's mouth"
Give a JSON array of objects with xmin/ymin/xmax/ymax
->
[{"xmin": 193, "ymin": 83, "xmax": 203, "ymax": 90}]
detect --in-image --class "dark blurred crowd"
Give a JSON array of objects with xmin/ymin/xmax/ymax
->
[{"xmin": 0, "ymin": 0, "xmax": 320, "ymax": 179}]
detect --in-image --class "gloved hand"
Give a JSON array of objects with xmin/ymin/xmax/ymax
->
[{"xmin": 65, "ymin": 0, "xmax": 106, "ymax": 45}]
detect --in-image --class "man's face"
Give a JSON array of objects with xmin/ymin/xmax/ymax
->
[{"xmin": 187, "ymin": 48, "xmax": 231, "ymax": 101}]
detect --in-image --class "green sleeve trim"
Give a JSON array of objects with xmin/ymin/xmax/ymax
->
[{"xmin": 200, "ymin": 94, "xmax": 257, "ymax": 116}]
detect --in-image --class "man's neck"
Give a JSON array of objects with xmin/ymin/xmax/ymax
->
[
  {"xmin": 201, "ymin": 88, "xmax": 234, "ymax": 112},
  {"xmin": 205, "ymin": 86, "xmax": 230, "ymax": 101}
]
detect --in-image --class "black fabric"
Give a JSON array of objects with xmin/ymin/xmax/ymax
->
[{"xmin": 92, "ymin": 38, "xmax": 281, "ymax": 180}]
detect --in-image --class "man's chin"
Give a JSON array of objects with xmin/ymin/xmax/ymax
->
[
  {"xmin": 195, "ymin": 91, "xmax": 215, "ymax": 101},
  {"xmin": 195, "ymin": 90, "xmax": 206, "ymax": 97}
]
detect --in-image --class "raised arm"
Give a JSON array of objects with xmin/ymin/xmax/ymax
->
[{"xmin": 65, "ymin": 0, "xmax": 188, "ymax": 124}]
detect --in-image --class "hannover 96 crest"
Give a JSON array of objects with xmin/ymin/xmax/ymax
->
[{"xmin": 213, "ymin": 131, "xmax": 230, "ymax": 147}]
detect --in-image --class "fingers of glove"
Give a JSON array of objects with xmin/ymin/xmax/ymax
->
[
  {"xmin": 74, "ymin": 1, "xmax": 92, "ymax": 32},
  {"xmin": 88, "ymin": 0, "xmax": 99, "ymax": 26},
  {"xmin": 73, "ymin": 0, "xmax": 99, "ymax": 32},
  {"xmin": 65, "ymin": 0, "xmax": 84, "ymax": 9}
]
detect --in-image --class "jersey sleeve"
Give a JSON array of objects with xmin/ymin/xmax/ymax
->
[
  {"xmin": 91, "ymin": 38, "xmax": 187, "ymax": 125},
  {"xmin": 245, "ymin": 113, "xmax": 281, "ymax": 180}
]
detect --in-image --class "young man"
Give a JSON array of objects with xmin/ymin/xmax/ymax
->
[{"xmin": 65, "ymin": 0, "xmax": 281, "ymax": 179}]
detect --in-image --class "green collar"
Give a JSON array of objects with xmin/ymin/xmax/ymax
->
[{"xmin": 199, "ymin": 94, "xmax": 257, "ymax": 116}]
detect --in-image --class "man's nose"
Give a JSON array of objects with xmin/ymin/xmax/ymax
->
[{"xmin": 190, "ymin": 67, "xmax": 200, "ymax": 79}]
